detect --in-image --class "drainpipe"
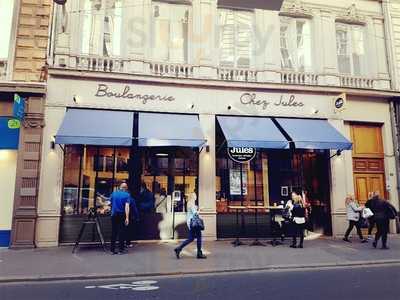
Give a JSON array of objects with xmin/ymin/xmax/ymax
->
[{"xmin": 389, "ymin": 101, "xmax": 400, "ymax": 233}]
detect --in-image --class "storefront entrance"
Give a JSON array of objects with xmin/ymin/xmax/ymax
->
[
  {"xmin": 57, "ymin": 109, "xmax": 204, "ymax": 243},
  {"xmin": 215, "ymin": 115, "xmax": 351, "ymax": 238}
]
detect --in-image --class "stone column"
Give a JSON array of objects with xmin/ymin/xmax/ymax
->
[
  {"xmin": 319, "ymin": 10, "xmax": 340, "ymax": 86},
  {"xmin": 35, "ymin": 107, "xmax": 66, "ymax": 247},
  {"xmin": 256, "ymin": 9, "xmax": 281, "ymax": 83},
  {"xmin": 11, "ymin": 96, "xmax": 45, "ymax": 248},
  {"xmin": 329, "ymin": 119, "xmax": 351, "ymax": 237},
  {"xmin": 198, "ymin": 114, "xmax": 216, "ymax": 240},
  {"xmin": 192, "ymin": 0, "xmax": 218, "ymax": 79}
]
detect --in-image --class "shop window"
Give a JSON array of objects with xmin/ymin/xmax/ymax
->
[
  {"xmin": 141, "ymin": 148, "xmax": 198, "ymax": 214},
  {"xmin": 80, "ymin": 0, "xmax": 122, "ymax": 56},
  {"xmin": 62, "ymin": 145, "xmax": 130, "ymax": 216},
  {"xmin": 152, "ymin": 2, "xmax": 190, "ymax": 63},
  {"xmin": 280, "ymin": 16, "xmax": 312, "ymax": 72},
  {"xmin": 216, "ymin": 152, "xmax": 268, "ymax": 213},
  {"xmin": 336, "ymin": 23, "xmax": 366, "ymax": 76},
  {"xmin": 218, "ymin": 9, "xmax": 254, "ymax": 68}
]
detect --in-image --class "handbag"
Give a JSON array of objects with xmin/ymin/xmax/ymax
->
[
  {"xmin": 359, "ymin": 217, "xmax": 369, "ymax": 229},
  {"xmin": 362, "ymin": 208, "xmax": 374, "ymax": 219},
  {"xmin": 190, "ymin": 214, "xmax": 205, "ymax": 231}
]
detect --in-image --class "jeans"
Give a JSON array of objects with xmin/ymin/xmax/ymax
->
[
  {"xmin": 375, "ymin": 219, "xmax": 389, "ymax": 247},
  {"xmin": 344, "ymin": 220, "xmax": 364, "ymax": 240},
  {"xmin": 292, "ymin": 223, "xmax": 305, "ymax": 246},
  {"xmin": 177, "ymin": 228, "xmax": 202, "ymax": 253},
  {"xmin": 111, "ymin": 213, "xmax": 126, "ymax": 252}
]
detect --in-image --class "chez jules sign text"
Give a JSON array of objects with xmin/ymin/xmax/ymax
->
[
  {"xmin": 240, "ymin": 93, "xmax": 305, "ymax": 110},
  {"xmin": 95, "ymin": 84, "xmax": 175, "ymax": 104}
]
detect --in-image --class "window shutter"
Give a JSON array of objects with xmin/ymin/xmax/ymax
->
[
  {"xmin": 235, "ymin": 11, "xmax": 252, "ymax": 68},
  {"xmin": 351, "ymin": 26, "xmax": 365, "ymax": 76},
  {"xmin": 219, "ymin": 10, "xmax": 235, "ymax": 67},
  {"xmin": 336, "ymin": 25, "xmax": 351, "ymax": 74}
]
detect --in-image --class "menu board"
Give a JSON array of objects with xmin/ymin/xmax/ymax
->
[{"xmin": 229, "ymin": 169, "xmax": 247, "ymax": 195}]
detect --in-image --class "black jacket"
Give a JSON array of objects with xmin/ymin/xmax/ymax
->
[{"xmin": 366, "ymin": 197, "xmax": 390, "ymax": 221}]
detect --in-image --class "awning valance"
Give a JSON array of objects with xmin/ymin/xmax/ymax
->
[
  {"xmin": 55, "ymin": 109, "xmax": 134, "ymax": 146},
  {"xmin": 274, "ymin": 118, "xmax": 352, "ymax": 150},
  {"xmin": 217, "ymin": 116, "xmax": 289, "ymax": 149},
  {"xmin": 138, "ymin": 113, "xmax": 206, "ymax": 147}
]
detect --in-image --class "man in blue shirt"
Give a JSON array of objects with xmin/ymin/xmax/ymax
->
[{"xmin": 110, "ymin": 183, "xmax": 130, "ymax": 254}]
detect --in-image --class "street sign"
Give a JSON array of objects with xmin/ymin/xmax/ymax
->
[{"xmin": 13, "ymin": 94, "xmax": 25, "ymax": 120}]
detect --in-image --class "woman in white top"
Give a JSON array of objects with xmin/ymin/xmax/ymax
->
[
  {"xmin": 290, "ymin": 195, "xmax": 306, "ymax": 248},
  {"xmin": 343, "ymin": 195, "xmax": 367, "ymax": 243}
]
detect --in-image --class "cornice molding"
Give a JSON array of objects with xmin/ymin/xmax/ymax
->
[
  {"xmin": 335, "ymin": 4, "xmax": 366, "ymax": 26},
  {"xmin": 280, "ymin": 0, "xmax": 313, "ymax": 19}
]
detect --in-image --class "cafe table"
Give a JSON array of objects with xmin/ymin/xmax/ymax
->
[
  {"xmin": 228, "ymin": 205, "xmax": 247, "ymax": 247},
  {"xmin": 246, "ymin": 205, "xmax": 268, "ymax": 246}
]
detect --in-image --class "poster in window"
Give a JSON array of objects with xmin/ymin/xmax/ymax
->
[{"xmin": 229, "ymin": 169, "xmax": 247, "ymax": 195}]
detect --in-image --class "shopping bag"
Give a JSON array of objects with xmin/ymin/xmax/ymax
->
[{"xmin": 362, "ymin": 208, "xmax": 374, "ymax": 219}]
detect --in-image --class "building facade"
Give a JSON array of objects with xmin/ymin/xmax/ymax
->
[
  {"xmin": 0, "ymin": 0, "xmax": 50, "ymax": 248},
  {"xmin": 5, "ymin": 0, "xmax": 400, "ymax": 247}
]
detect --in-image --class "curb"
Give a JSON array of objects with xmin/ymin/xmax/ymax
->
[{"xmin": 1, "ymin": 259, "xmax": 400, "ymax": 284}]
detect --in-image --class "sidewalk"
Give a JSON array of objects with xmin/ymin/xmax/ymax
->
[{"xmin": 1, "ymin": 235, "xmax": 400, "ymax": 283}]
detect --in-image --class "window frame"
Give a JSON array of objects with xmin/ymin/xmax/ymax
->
[
  {"xmin": 150, "ymin": 1, "xmax": 192, "ymax": 64},
  {"xmin": 335, "ymin": 22, "xmax": 367, "ymax": 76},
  {"xmin": 218, "ymin": 8, "xmax": 255, "ymax": 69},
  {"xmin": 280, "ymin": 16, "xmax": 313, "ymax": 73}
]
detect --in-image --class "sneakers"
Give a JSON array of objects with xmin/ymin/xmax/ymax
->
[
  {"xmin": 372, "ymin": 241, "xmax": 377, "ymax": 248},
  {"xmin": 343, "ymin": 238, "xmax": 351, "ymax": 243},
  {"xmin": 290, "ymin": 244, "xmax": 297, "ymax": 248},
  {"xmin": 174, "ymin": 248, "xmax": 181, "ymax": 259},
  {"xmin": 361, "ymin": 239, "xmax": 368, "ymax": 243}
]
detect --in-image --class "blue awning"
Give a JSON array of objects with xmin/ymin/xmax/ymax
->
[
  {"xmin": 275, "ymin": 118, "xmax": 352, "ymax": 150},
  {"xmin": 139, "ymin": 113, "xmax": 206, "ymax": 147},
  {"xmin": 55, "ymin": 109, "xmax": 134, "ymax": 146},
  {"xmin": 217, "ymin": 116, "xmax": 289, "ymax": 149}
]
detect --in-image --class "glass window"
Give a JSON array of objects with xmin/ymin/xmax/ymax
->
[
  {"xmin": 216, "ymin": 152, "xmax": 269, "ymax": 213},
  {"xmin": 152, "ymin": 2, "xmax": 190, "ymax": 63},
  {"xmin": 219, "ymin": 9, "xmax": 254, "ymax": 68},
  {"xmin": 141, "ymin": 148, "xmax": 198, "ymax": 213},
  {"xmin": 336, "ymin": 23, "xmax": 365, "ymax": 76},
  {"xmin": 280, "ymin": 17, "xmax": 312, "ymax": 72},
  {"xmin": 62, "ymin": 145, "xmax": 130, "ymax": 216},
  {"xmin": 80, "ymin": 0, "xmax": 122, "ymax": 56}
]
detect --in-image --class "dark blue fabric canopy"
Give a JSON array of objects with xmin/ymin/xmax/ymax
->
[
  {"xmin": 275, "ymin": 118, "xmax": 352, "ymax": 150},
  {"xmin": 139, "ymin": 113, "xmax": 206, "ymax": 147},
  {"xmin": 217, "ymin": 116, "xmax": 289, "ymax": 149},
  {"xmin": 55, "ymin": 109, "xmax": 134, "ymax": 146}
]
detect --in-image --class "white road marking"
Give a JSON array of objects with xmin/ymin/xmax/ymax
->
[{"xmin": 85, "ymin": 280, "xmax": 159, "ymax": 292}]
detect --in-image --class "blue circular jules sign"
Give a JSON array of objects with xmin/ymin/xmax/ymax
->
[{"xmin": 228, "ymin": 147, "xmax": 256, "ymax": 163}]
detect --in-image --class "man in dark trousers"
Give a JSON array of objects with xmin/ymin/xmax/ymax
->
[
  {"xmin": 125, "ymin": 192, "xmax": 140, "ymax": 248},
  {"xmin": 110, "ymin": 183, "xmax": 130, "ymax": 255},
  {"xmin": 367, "ymin": 192, "xmax": 391, "ymax": 249}
]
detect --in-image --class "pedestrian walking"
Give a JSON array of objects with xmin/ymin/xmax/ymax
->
[
  {"xmin": 174, "ymin": 201, "xmax": 207, "ymax": 259},
  {"xmin": 365, "ymin": 191, "xmax": 376, "ymax": 240},
  {"xmin": 343, "ymin": 195, "xmax": 367, "ymax": 243},
  {"xmin": 367, "ymin": 193, "xmax": 393, "ymax": 249},
  {"xmin": 290, "ymin": 195, "xmax": 306, "ymax": 249},
  {"xmin": 110, "ymin": 183, "xmax": 130, "ymax": 255}
]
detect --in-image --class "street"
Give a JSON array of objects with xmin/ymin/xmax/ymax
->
[{"xmin": 1, "ymin": 264, "xmax": 399, "ymax": 300}]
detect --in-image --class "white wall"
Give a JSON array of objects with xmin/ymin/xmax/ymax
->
[{"xmin": 0, "ymin": 150, "xmax": 17, "ymax": 231}]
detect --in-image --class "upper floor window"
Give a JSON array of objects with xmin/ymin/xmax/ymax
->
[
  {"xmin": 152, "ymin": 2, "xmax": 190, "ymax": 63},
  {"xmin": 80, "ymin": 0, "xmax": 122, "ymax": 57},
  {"xmin": 336, "ymin": 23, "xmax": 365, "ymax": 76},
  {"xmin": 0, "ymin": 0, "xmax": 15, "ymax": 78},
  {"xmin": 280, "ymin": 17, "xmax": 312, "ymax": 72},
  {"xmin": 218, "ymin": 9, "xmax": 254, "ymax": 68}
]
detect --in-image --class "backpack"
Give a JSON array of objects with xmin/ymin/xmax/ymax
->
[
  {"xmin": 387, "ymin": 203, "xmax": 398, "ymax": 220},
  {"xmin": 190, "ymin": 214, "xmax": 205, "ymax": 231}
]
